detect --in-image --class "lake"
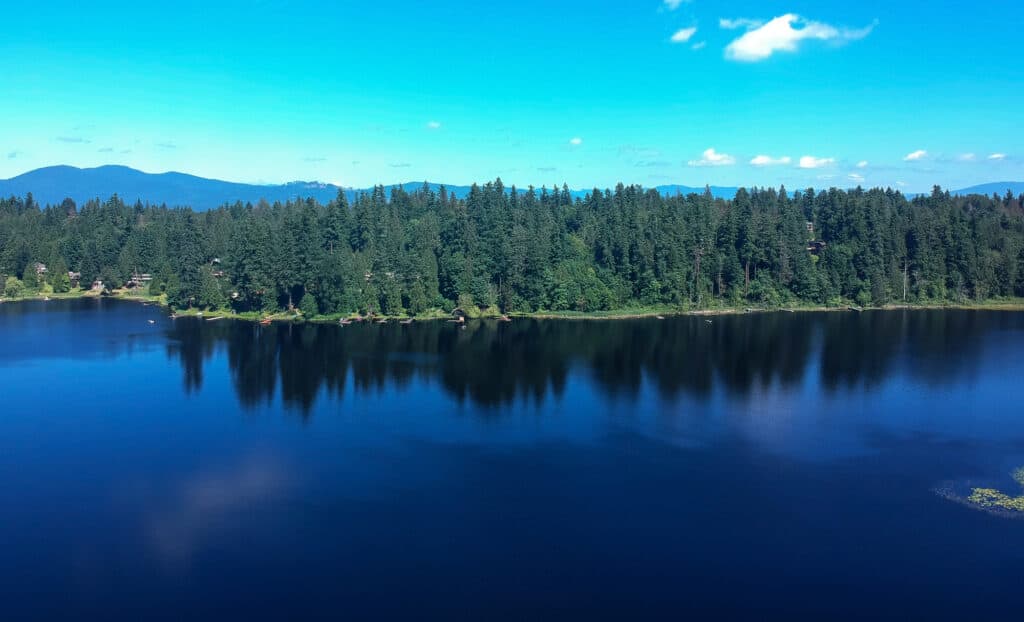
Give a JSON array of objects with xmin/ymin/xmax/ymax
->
[{"xmin": 1, "ymin": 299, "xmax": 1023, "ymax": 619}]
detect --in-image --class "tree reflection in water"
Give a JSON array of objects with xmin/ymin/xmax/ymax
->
[{"xmin": 163, "ymin": 310, "xmax": 1024, "ymax": 416}]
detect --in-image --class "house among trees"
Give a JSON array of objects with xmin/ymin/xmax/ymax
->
[
  {"xmin": 33, "ymin": 262, "xmax": 48, "ymax": 278},
  {"xmin": 68, "ymin": 271, "xmax": 81, "ymax": 288},
  {"xmin": 807, "ymin": 240, "xmax": 827, "ymax": 255},
  {"xmin": 126, "ymin": 271, "xmax": 153, "ymax": 289},
  {"xmin": 91, "ymin": 279, "xmax": 104, "ymax": 292}
]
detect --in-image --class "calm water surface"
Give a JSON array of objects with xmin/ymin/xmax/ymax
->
[{"xmin": 1, "ymin": 299, "xmax": 1023, "ymax": 619}]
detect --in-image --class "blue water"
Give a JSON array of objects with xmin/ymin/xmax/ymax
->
[{"xmin": 1, "ymin": 299, "xmax": 1023, "ymax": 619}]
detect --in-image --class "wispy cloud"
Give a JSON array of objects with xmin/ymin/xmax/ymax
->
[
  {"xmin": 724, "ymin": 14, "xmax": 876, "ymax": 62},
  {"xmin": 799, "ymin": 155, "xmax": 835, "ymax": 169},
  {"xmin": 750, "ymin": 154, "xmax": 791, "ymax": 167},
  {"xmin": 663, "ymin": 0, "xmax": 690, "ymax": 10},
  {"xmin": 688, "ymin": 148, "xmax": 736, "ymax": 167},
  {"xmin": 157, "ymin": 142, "xmax": 177, "ymax": 149},
  {"xmin": 856, "ymin": 160, "xmax": 869, "ymax": 168},
  {"xmin": 569, "ymin": 137, "xmax": 583, "ymax": 146},
  {"xmin": 988, "ymin": 153, "xmax": 1007, "ymax": 161},
  {"xmin": 848, "ymin": 173, "xmax": 865, "ymax": 183},
  {"xmin": 719, "ymin": 18, "xmax": 763, "ymax": 30},
  {"xmin": 670, "ymin": 27, "xmax": 697, "ymax": 43},
  {"xmin": 389, "ymin": 162, "xmax": 412, "ymax": 168},
  {"xmin": 958, "ymin": 153, "xmax": 976, "ymax": 161},
  {"xmin": 691, "ymin": 41, "xmax": 706, "ymax": 50},
  {"xmin": 635, "ymin": 160, "xmax": 672, "ymax": 168},
  {"xmin": 537, "ymin": 166, "xmax": 557, "ymax": 173},
  {"xmin": 303, "ymin": 156, "xmax": 327, "ymax": 162},
  {"xmin": 618, "ymin": 145, "xmax": 662, "ymax": 159},
  {"xmin": 904, "ymin": 149, "xmax": 927, "ymax": 161},
  {"xmin": 97, "ymin": 147, "xmax": 114, "ymax": 153},
  {"xmin": 426, "ymin": 120, "xmax": 442, "ymax": 129},
  {"xmin": 56, "ymin": 136, "xmax": 90, "ymax": 144}
]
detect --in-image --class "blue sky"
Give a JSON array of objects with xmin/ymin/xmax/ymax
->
[{"xmin": 1, "ymin": 0, "xmax": 1021, "ymax": 191}]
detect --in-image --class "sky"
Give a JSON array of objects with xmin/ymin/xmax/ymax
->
[{"xmin": 1, "ymin": 0, "xmax": 1022, "ymax": 192}]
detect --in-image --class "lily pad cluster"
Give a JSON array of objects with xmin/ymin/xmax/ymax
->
[{"xmin": 966, "ymin": 468, "xmax": 1024, "ymax": 513}]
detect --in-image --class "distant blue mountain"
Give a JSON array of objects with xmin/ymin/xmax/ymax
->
[
  {"xmin": 2, "ymin": 165, "xmax": 1016, "ymax": 211},
  {"xmin": 0, "ymin": 165, "xmax": 349, "ymax": 210},
  {"xmin": 0, "ymin": 165, "xmax": 744, "ymax": 210},
  {"xmin": 952, "ymin": 182, "xmax": 1024, "ymax": 196}
]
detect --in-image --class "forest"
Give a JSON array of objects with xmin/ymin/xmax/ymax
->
[{"xmin": 2, "ymin": 181, "xmax": 1024, "ymax": 316}]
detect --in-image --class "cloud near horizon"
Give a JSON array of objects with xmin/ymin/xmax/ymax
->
[
  {"xmin": 904, "ymin": 150, "xmax": 928, "ymax": 161},
  {"xmin": 799, "ymin": 156, "xmax": 835, "ymax": 169},
  {"xmin": 688, "ymin": 148, "xmax": 736, "ymax": 167},
  {"xmin": 750, "ymin": 155, "xmax": 791, "ymax": 167},
  {"xmin": 724, "ymin": 14, "xmax": 876, "ymax": 62}
]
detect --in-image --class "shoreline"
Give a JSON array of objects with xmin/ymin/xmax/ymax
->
[{"xmin": 5, "ymin": 290, "xmax": 1024, "ymax": 322}]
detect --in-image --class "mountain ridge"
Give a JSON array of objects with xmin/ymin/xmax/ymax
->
[{"xmin": 1, "ymin": 165, "xmax": 1020, "ymax": 211}]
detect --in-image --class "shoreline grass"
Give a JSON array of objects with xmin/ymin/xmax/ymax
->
[{"xmin": 5, "ymin": 288, "xmax": 1024, "ymax": 322}]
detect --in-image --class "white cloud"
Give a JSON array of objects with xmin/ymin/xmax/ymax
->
[
  {"xmin": 988, "ymin": 153, "xmax": 1007, "ymax": 161},
  {"xmin": 426, "ymin": 120, "xmax": 442, "ymax": 129},
  {"xmin": 904, "ymin": 149, "xmax": 927, "ymax": 161},
  {"xmin": 569, "ymin": 137, "xmax": 583, "ymax": 146},
  {"xmin": 663, "ymin": 0, "xmax": 689, "ymax": 10},
  {"xmin": 720, "ymin": 18, "xmax": 763, "ymax": 30},
  {"xmin": 725, "ymin": 14, "xmax": 876, "ymax": 62},
  {"xmin": 691, "ymin": 41, "xmax": 706, "ymax": 50},
  {"xmin": 799, "ymin": 155, "xmax": 835, "ymax": 169},
  {"xmin": 750, "ymin": 154, "xmax": 791, "ymax": 167},
  {"xmin": 958, "ymin": 153, "xmax": 976, "ymax": 161},
  {"xmin": 856, "ymin": 160, "xmax": 869, "ymax": 168},
  {"xmin": 896, "ymin": 181, "xmax": 907, "ymax": 187},
  {"xmin": 688, "ymin": 148, "xmax": 736, "ymax": 167},
  {"xmin": 848, "ymin": 173, "xmax": 865, "ymax": 183},
  {"xmin": 670, "ymin": 27, "xmax": 697, "ymax": 43}
]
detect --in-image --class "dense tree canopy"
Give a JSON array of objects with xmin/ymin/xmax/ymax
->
[{"xmin": 2, "ymin": 182, "xmax": 1023, "ymax": 314}]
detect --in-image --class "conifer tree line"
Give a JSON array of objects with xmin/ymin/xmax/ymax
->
[{"xmin": 2, "ymin": 181, "xmax": 1024, "ymax": 314}]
